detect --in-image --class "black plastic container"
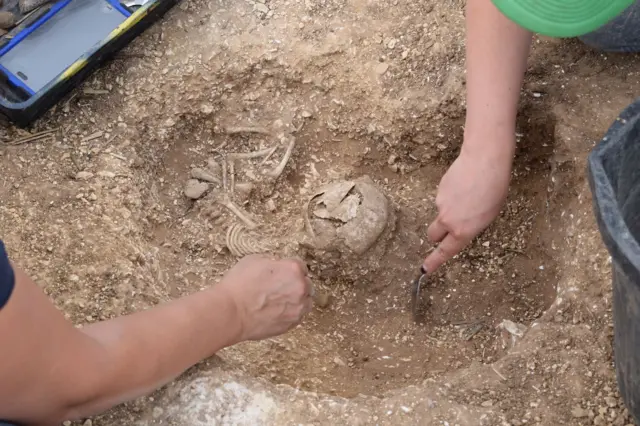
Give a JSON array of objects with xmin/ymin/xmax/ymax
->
[{"xmin": 588, "ymin": 98, "xmax": 640, "ymax": 424}]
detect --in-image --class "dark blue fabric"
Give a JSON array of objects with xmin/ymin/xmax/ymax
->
[
  {"xmin": 0, "ymin": 239, "xmax": 15, "ymax": 310},
  {"xmin": 579, "ymin": 0, "xmax": 640, "ymax": 52}
]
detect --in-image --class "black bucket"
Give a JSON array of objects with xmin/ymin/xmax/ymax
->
[{"xmin": 588, "ymin": 98, "xmax": 640, "ymax": 424}]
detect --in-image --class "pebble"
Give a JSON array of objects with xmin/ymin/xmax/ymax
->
[
  {"xmin": 266, "ymin": 199, "xmax": 276, "ymax": 212},
  {"xmin": 315, "ymin": 291, "xmax": 331, "ymax": 308},
  {"xmin": 571, "ymin": 407, "xmax": 589, "ymax": 418},
  {"xmin": 375, "ymin": 62, "xmax": 389, "ymax": 75},
  {"xmin": 254, "ymin": 2, "xmax": 269, "ymax": 14},
  {"xmin": 0, "ymin": 11, "xmax": 16, "ymax": 30},
  {"xmin": 235, "ymin": 182, "xmax": 254, "ymax": 202},
  {"xmin": 333, "ymin": 356, "xmax": 346, "ymax": 367},
  {"xmin": 83, "ymin": 420, "xmax": 93, "ymax": 426},
  {"xmin": 75, "ymin": 171, "xmax": 94, "ymax": 180},
  {"xmin": 604, "ymin": 396, "xmax": 618, "ymax": 408},
  {"xmin": 206, "ymin": 158, "xmax": 222, "ymax": 177},
  {"xmin": 481, "ymin": 400, "xmax": 494, "ymax": 408},
  {"xmin": 97, "ymin": 171, "xmax": 116, "ymax": 178},
  {"xmin": 387, "ymin": 39, "xmax": 397, "ymax": 49},
  {"xmin": 301, "ymin": 110, "xmax": 312, "ymax": 118},
  {"xmin": 152, "ymin": 406, "xmax": 164, "ymax": 418},
  {"xmin": 184, "ymin": 179, "xmax": 209, "ymax": 200}
]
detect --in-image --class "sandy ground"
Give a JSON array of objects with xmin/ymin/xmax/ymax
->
[{"xmin": 1, "ymin": 0, "xmax": 640, "ymax": 424}]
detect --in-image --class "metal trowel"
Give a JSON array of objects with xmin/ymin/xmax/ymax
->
[{"xmin": 411, "ymin": 266, "xmax": 428, "ymax": 323}]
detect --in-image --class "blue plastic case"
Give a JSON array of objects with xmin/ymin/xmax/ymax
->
[{"xmin": 0, "ymin": 0, "xmax": 178, "ymax": 126}]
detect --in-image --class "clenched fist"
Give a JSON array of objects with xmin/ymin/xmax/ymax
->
[{"xmin": 217, "ymin": 255, "xmax": 313, "ymax": 341}]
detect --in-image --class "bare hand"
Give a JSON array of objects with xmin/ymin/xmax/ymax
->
[
  {"xmin": 424, "ymin": 138, "xmax": 513, "ymax": 272},
  {"xmin": 217, "ymin": 254, "xmax": 313, "ymax": 341}
]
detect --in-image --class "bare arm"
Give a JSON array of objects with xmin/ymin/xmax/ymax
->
[
  {"xmin": 0, "ymin": 256, "xmax": 311, "ymax": 425},
  {"xmin": 464, "ymin": 0, "xmax": 532, "ymax": 155},
  {"xmin": 424, "ymin": 0, "xmax": 533, "ymax": 272}
]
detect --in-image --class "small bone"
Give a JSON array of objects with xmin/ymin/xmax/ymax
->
[
  {"xmin": 191, "ymin": 167, "xmax": 221, "ymax": 184},
  {"xmin": 216, "ymin": 194, "xmax": 258, "ymax": 229},
  {"xmin": 265, "ymin": 137, "xmax": 295, "ymax": 179},
  {"xmin": 229, "ymin": 160, "xmax": 235, "ymax": 194},
  {"xmin": 225, "ymin": 126, "xmax": 270, "ymax": 135},
  {"xmin": 225, "ymin": 223, "xmax": 270, "ymax": 257},
  {"xmin": 227, "ymin": 147, "xmax": 274, "ymax": 160},
  {"xmin": 222, "ymin": 159, "xmax": 228, "ymax": 191},
  {"xmin": 259, "ymin": 146, "xmax": 279, "ymax": 166}
]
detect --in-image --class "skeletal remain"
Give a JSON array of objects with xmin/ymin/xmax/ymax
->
[
  {"xmin": 265, "ymin": 137, "xmax": 295, "ymax": 179},
  {"xmin": 225, "ymin": 126, "xmax": 270, "ymax": 135},
  {"xmin": 191, "ymin": 167, "xmax": 221, "ymax": 184},
  {"xmin": 222, "ymin": 159, "xmax": 228, "ymax": 191},
  {"xmin": 214, "ymin": 193, "xmax": 258, "ymax": 229},
  {"xmin": 229, "ymin": 160, "xmax": 235, "ymax": 194},
  {"xmin": 225, "ymin": 223, "xmax": 272, "ymax": 257},
  {"xmin": 303, "ymin": 176, "xmax": 389, "ymax": 254},
  {"xmin": 259, "ymin": 146, "xmax": 278, "ymax": 166},
  {"xmin": 227, "ymin": 147, "xmax": 274, "ymax": 161},
  {"xmin": 0, "ymin": 11, "xmax": 16, "ymax": 29}
]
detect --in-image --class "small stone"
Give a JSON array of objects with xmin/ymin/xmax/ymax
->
[
  {"xmin": 0, "ymin": 11, "xmax": 16, "ymax": 30},
  {"xmin": 389, "ymin": 163, "xmax": 399, "ymax": 173},
  {"xmin": 572, "ymin": 407, "xmax": 589, "ymax": 418},
  {"xmin": 266, "ymin": 199, "xmax": 276, "ymax": 212},
  {"xmin": 88, "ymin": 193, "xmax": 98, "ymax": 201},
  {"xmin": 83, "ymin": 420, "xmax": 93, "ymax": 426},
  {"xmin": 75, "ymin": 171, "xmax": 94, "ymax": 180},
  {"xmin": 387, "ymin": 39, "xmax": 397, "ymax": 49},
  {"xmin": 593, "ymin": 415, "xmax": 605, "ymax": 425},
  {"xmin": 604, "ymin": 396, "xmax": 618, "ymax": 408},
  {"xmin": 401, "ymin": 50, "xmax": 409, "ymax": 59},
  {"xmin": 254, "ymin": 2, "xmax": 269, "ymax": 13},
  {"xmin": 301, "ymin": 110, "xmax": 312, "ymax": 118},
  {"xmin": 235, "ymin": 182, "xmax": 254, "ymax": 202},
  {"xmin": 387, "ymin": 154, "xmax": 397, "ymax": 165},
  {"xmin": 97, "ymin": 171, "xmax": 116, "ymax": 178},
  {"xmin": 63, "ymin": 422, "xmax": 71, "ymax": 426},
  {"xmin": 481, "ymin": 400, "xmax": 494, "ymax": 408},
  {"xmin": 184, "ymin": 179, "xmax": 209, "ymax": 200},
  {"xmin": 315, "ymin": 291, "xmax": 331, "ymax": 308},
  {"xmin": 333, "ymin": 356, "xmax": 346, "ymax": 367},
  {"xmin": 375, "ymin": 62, "xmax": 389, "ymax": 75},
  {"xmin": 206, "ymin": 159, "xmax": 222, "ymax": 177},
  {"xmin": 152, "ymin": 406, "xmax": 164, "ymax": 418}
]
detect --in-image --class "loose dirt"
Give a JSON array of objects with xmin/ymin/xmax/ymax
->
[{"xmin": 1, "ymin": 0, "xmax": 639, "ymax": 424}]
